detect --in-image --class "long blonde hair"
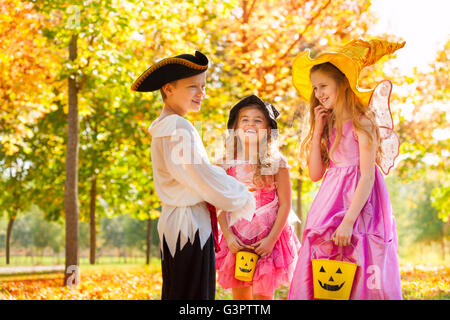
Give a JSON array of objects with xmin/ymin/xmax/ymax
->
[
  {"xmin": 300, "ymin": 62, "xmax": 382, "ymax": 166},
  {"xmin": 222, "ymin": 105, "xmax": 279, "ymax": 188}
]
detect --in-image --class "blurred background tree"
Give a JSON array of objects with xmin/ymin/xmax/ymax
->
[{"xmin": 0, "ymin": 0, "xmax": 448, "ymax": 278}]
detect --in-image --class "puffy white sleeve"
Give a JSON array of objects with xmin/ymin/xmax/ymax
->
[{"xmin": 163, "ymin": 118, "xmax": 255, "ymax": 225}]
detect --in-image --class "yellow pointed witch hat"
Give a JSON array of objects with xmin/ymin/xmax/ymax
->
[{"xmin": 292, "ymin": 39, "xmax": 405, "ymax": 106}]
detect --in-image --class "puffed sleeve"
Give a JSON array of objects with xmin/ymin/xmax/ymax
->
[
  {"xmin": 163, "ymin": 117, "xmax": 255, "ymax": 225},
  {"xmin": 261, "ymin": 152, "xmax": 291, "ymax": 176},
  {"xmin": 278, "ymin": 153, "xmax": 291, "ymax": 169}
]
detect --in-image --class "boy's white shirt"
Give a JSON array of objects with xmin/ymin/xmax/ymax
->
[{"xmin": 148, "ymin": 114, "xmax": 256, "ymax": 258}]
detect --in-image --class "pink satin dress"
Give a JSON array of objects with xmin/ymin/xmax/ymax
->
[
  {"xmin": 216, "ymin": 159, "xmax": 301, "ymax": 297},
  {"xmin": 288, "ymin": 120, "xmax": 402, "ymax": 300}
]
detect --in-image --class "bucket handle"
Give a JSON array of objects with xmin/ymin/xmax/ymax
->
[{"xmin": 311, "ymin": 239, "xmax": 360, "ymax": 265}]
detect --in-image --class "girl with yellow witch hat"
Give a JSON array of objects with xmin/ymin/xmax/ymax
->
[{"xmin": 288, "ymin": 39, "xmax": 404, "ymax": 300}]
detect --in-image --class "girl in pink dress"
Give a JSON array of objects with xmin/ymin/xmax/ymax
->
[
  {"xmin": 215, "ymin": 95, "xmax": 300, "ymax": 300},
  {"xmin": 288, "ymin": 39, "xmax": 404, "ymax": 299}
]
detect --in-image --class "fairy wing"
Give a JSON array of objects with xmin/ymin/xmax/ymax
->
[{"xmin": 369, "ymin": 80, "xmax": 400, "ymax": 175}]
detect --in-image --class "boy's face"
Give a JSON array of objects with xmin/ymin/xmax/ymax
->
[{"xmin": 162, "ymin": 72, "xmax": 206, "ymax": 115}]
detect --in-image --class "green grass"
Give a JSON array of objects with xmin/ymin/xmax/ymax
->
[{"xmin": 0, "ymin": 255, "xmax": 152, "ymax": 267}]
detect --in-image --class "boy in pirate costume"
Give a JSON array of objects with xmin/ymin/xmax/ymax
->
[{"xmin": 131, "ymin": 51, "xmax": 255, "ymax": 300}]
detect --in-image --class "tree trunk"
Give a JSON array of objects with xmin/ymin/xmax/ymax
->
[
  {"xmin": 89, "ymin": 176, "xmax": 97, "ymax": 264},
  {"xmin": 5, "ymin": 216, "xmax": 15, "ymax": 265},
  {"xmin": 441, "ymin": 227, "xmax": 446, "ymax": 261},
  {"xmin": 296, "ymin": 172, "xmax": 304, "ymax": 241},
  {"xmin": 64, "ymin": 33, "xmax": 80, "ymax": 287},
  {"xmin": 146, "ymin": 218, "xmax": 153, "ymax": 265}
]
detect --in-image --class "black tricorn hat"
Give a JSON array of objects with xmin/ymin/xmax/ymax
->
[
  {"xmin": 227, "ymin": 94, "xmax": 280, "ymax": 129},
  {"xmin": 131, "ymin": 51, "xmax": 209, "ymax": 92}
]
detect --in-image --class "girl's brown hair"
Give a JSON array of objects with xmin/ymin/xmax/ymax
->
[{"xmin": 300, "ymin": 62, "xmax": 382, "ymax": 166}]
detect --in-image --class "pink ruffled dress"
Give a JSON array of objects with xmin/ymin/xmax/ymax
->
[
  {"xmin": 288, "ymin": 81, "xmax": 402, "ymax": 300},
  {"xmin": 216, "ymin": 155, "xmax": 301, "ymax": 297}
]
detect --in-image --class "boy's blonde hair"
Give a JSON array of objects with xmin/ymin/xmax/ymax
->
[{"xmin": 159, "ymin": 80, "xmax": 178, "ymax": 101}]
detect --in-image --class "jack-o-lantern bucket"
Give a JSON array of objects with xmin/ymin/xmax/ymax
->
[
  {"xmin": 311, "ymin": 240, "xmax": 359, "ymax": 300},
  {"xmin": 235, "ymin": 251, "xmax": 259, "ymax": 282}
]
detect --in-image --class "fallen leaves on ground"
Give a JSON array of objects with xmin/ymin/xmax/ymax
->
[
  {"xmin": 0, "ymin": 263, "xmax": 448, "ymax": 300},
  {"xmin": 400, "ymin": 264, "xmax": 450, "ymax": 300},
  {"xmin": 0, "ymin": 265, "xmax": 162, "ymax": 300}
]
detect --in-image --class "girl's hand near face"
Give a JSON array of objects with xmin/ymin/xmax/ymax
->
[
  {"xmin": 313, "ymin": 105, "xmax": 330, "ymax": 138},
  {"xmin": 307, "ymin": 105, "xmax": 329, "ymax": 181}
]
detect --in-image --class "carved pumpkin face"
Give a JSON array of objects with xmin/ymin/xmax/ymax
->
[
  {"xmin": 239, "ymin": 255, "xmax": 255, "ymax": 273},
  {"xmin": 318, "ymin": 265, "xmax": 345, "ymax": 291},
  {"xmin": 312, "ymin": 259, "xmax": 358, "ymax": 300},
  {"xmin": 235, "ymin": 251, "xmax": 259, "ymax": 282}
]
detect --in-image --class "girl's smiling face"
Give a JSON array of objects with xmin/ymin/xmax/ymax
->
[
  {"xmin": 310, "ymin": 70, "xmax": 338, "ymax": 110},
  {"xmin": 236, "ymin": 106, "xmax": 269, "ymax": 145}
]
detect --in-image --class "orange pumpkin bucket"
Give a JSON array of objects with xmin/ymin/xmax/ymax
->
[
  {"xmin": 235, "ymin": 250, "xmax": 259, "ymax": 282},
  {"xmin": 311, "ymin": 240, "xmax": 359, "ymax": 300}
]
